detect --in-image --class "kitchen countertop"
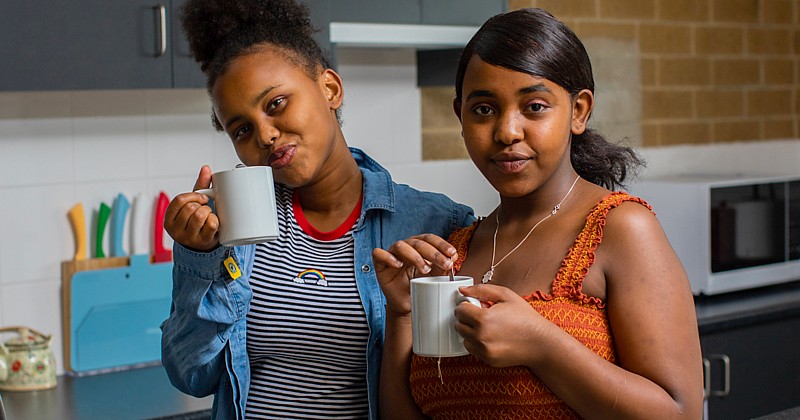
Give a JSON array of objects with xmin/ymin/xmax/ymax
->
[
  {"xmin": 754, "ymin": 406, "xmax": 800, "ymax": 420},
  {"xmin": 0, "ymin": 364, "xmax": 211, "ymax": 420},
  {"xmin": 694, "ymin": 279, "xmax": 800, "ymax": 334}
]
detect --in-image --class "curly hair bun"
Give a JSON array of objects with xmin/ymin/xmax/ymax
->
[{"xmin": 180, "ymin": 0, "xmax": 318, "ymax": 74}]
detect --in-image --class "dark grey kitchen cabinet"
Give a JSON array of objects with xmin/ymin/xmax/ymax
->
[
  {"xmin": 171, "ymin": 0, "xmax": 206, "ymax": 88},
  {"xmin": 0, "ymin": 0, "xmax": 504, "ymax": 91},
  {"xmin": 699, "ymin": 301, "xmax": 800, "ymax": 419},
  {"xmin": 0, "ymin": 0, "xmax": 204, "ymax": 91},
  {"xmin": 421, "ymin": 0, "xmax": 506, "ymax": 25}
]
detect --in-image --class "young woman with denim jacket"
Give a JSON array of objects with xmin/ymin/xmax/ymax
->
[{"xmin": 159, "ymin": 1, "xmax": 474, "ymax": 418}]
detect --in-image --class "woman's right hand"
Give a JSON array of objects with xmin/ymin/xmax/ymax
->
[
  {"xmin": 372, "ymin": 234, "xmax": 458, "ymax": 316},
  {"xmin": 163, "ymin": 165, "xmax": 220, "ymax": 252}
]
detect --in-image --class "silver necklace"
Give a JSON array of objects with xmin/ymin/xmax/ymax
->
[{"xmin": 482, "ymin": 176, "xmax": 581, "ymax": 284}]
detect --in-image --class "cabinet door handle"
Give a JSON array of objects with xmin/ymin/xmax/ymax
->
[
  {"xmin": 702, "ymin": 358, "xmax": 711, "ymax": 399},
  {"xmin": 708, "ymin": 354, "xmax": 731, "ymax": 397},
  {"xmin": 154, "ymin": 4, "xmax": 167, "ymax": 57}
]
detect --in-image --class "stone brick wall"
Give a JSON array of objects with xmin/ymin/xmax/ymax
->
[{"xmin": 421, "ymin": 0, "xmax": 799, "ymax": 159}]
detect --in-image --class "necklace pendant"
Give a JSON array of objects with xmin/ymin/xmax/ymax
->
[{"xmin": 481, "ymin": 268, "xmax": 494, "ymax": 284}]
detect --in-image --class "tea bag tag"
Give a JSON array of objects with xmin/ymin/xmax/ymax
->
[{"xmin": 224, "ymin": 256, "xmax": 242, "ymax": 280}]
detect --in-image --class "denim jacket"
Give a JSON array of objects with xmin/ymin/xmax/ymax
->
[{"xmin": 161, "ymin": 148, "xmax": 475, "ymax": 419}]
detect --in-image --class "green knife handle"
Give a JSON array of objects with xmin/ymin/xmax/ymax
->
[{"xmin": 95, "ymin": 202, "xmax": 111, "ymax": 258}]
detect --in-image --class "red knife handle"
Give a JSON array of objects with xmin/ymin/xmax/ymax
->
[{"xmin": 154, "ymin": 191, "xmax": 173, "ymax": 262}]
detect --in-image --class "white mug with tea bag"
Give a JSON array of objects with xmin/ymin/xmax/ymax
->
[{"xmin": 410, "ymin": 276, "xmax": 481, "ymax": 357}]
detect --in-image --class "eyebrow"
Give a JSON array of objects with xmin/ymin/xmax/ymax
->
[
  {"xmin": 252, "ymin": 86, "xmax": 277, "ymax": 107},
  {"xmin": 221, "ymin": 85, "xmax": 278, "ymax": 129},
  {"xmin": 465, "ymin": 83, "xmax": 552, "ymax": 101}
]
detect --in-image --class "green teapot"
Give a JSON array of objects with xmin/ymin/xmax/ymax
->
[{"xmin": 0, "ymin": 326, "xmax": 57, "ymax": 391}]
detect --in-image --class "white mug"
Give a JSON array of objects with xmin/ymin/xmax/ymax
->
[
  {"xmin": 410, "ymin": 276, "xmax": 480, "ymax": 357},
  {"xmin": 195, "ymin": 165, "xmax": 279, "ymax": 246}
]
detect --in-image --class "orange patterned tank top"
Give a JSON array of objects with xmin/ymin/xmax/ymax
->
[{"xmin": 409, "ymin": 192, "xmax": 652, "ymax": 419}]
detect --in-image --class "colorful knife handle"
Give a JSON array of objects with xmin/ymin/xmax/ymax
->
[
  {"xmin": 111, "ymin": 193, "xmax": 130, "ymax": 257},
  {"xmin": 154, "ymin": 191, "xmax": 173, "ymax": 262},
  {"xmin": 95, "ymin": 202, "xmax": 111, "ymax": 258},
  {"xmin": 67, "ymin": 203, "xmax": 88, "ymax": 261}
]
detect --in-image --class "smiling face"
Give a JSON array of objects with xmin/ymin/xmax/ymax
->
[
  {"xmin": 211, "ymin": 45, "xmax": 345, "ymax": 187},
  {"xmin": 456, "ymin": 56, "xmax": 593, "ymax": 199}
]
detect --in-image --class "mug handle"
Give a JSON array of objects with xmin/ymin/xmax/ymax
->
[
  {"xmin": 458, "ymin": 294, "xmax": 481, "ymax": 307},
  {"xmin": 194, "ymin": 188, "xmax": 215, "ymax": 199}
]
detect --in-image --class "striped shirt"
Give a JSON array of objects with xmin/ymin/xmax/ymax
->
[{"xmin": 246, "ymin": 185, "xmax": 369, "ymax": 419}]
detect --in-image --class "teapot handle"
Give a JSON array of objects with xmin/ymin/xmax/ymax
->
[
  {"xmin": 0, "ymin": 350, "xmax": 6, "ymax": 382},
  {"xmin": 0, "ymin": 325, "xmax": 52, "ymax": 342},
  {"xmin": 0, "ymin": 337, "xmax": 7, "ymax": 382}
]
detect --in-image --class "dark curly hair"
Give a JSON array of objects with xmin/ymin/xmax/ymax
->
[
  {"xmin": 180, "ymin": 0, "xmax": 333, "ymax": 131},
  {"xmin": 455, "ymin": 8, "xmax": 644, "ymax": 190}
]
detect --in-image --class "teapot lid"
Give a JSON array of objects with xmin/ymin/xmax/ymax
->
[{"xmin": 2, "ymin": 326, "xmax": 51, "ymax": 347}]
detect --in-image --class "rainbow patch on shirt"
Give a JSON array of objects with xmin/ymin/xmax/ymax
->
[{"xmin": 293, "ymin": 269, "xmax": 328, "ymax": 287}]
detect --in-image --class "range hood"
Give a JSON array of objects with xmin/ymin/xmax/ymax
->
[{"xmin": 329, "ymin": 22, "xmax": 479, "ymax": 49}]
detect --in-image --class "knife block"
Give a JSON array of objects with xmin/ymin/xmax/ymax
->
[{"xmin": 60, "ymin": 255, "xmax": 173, "ymax": 375}]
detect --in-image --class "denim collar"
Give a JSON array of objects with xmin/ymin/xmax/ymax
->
[{"xmin": 350, "ymin": 147, "xmax": 395, "ymax": 214}]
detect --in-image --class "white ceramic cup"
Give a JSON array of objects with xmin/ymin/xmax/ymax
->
[
  {"xmin": 410, "ymin": 276, "xmax": 480, "ymax": 357},
  {"xmin": 195, "ymin": 165, "xmax": 279, "ymax": 246}
]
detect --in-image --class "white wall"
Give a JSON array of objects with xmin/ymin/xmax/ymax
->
[{"xmin": 0, "ymin": 48, "xmax": 797, "ymax": 375}]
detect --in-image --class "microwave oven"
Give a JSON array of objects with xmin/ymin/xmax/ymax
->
[{"xmin": 627, "ymin": 174, "xmax": 800, "ymax": 295}]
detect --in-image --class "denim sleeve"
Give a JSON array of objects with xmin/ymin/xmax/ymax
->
[
  {"xmin": 161, "ymin": 244, "xmax": 253, "ymax": 397},
  {"xmin": 455, "ymin": 201, "xmax": 477, "ymax": 229}
]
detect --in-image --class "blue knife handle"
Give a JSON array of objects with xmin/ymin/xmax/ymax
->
[{"xmin": 111, "ymin": 194, "xmax": 130, "ymax": 257}]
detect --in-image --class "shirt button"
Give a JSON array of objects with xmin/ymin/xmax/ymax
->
[{"xmin": 361, "ymin": 264, "xmax": 371, "ymax": 273}]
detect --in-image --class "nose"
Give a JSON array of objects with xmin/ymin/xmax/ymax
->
[
  {"xmin": 494, "ymin": 111, "xmax": 523, "ymax": 145},
  {"xmin": 256, "ymin": 121, "xmax": 279, "ymax": 148}
]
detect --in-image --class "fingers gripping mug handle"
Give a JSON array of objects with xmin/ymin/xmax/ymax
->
[
  {"xmin": 194, "ymin": 188, "xmax": 215, "ymax": 199},
  {"xmin": 459, "ymin": 294, "xmax": 481, "ymax": 307}
]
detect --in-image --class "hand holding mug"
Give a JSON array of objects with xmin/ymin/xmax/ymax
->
[
  {"xmin": 165, "ymin": 164, "xmax": 279, "ymax": 251},
  {"xmin": 372, "ymin": 233, "xmax": 459, "ymax": 316},
  {"xmin": 193, "ymin": 165, "xmax": 278, "ymax": 246},
  {"xmin": 164, "ymin": 165, "xmax": 219, "ymax": 252},
  {"xmin": 454, "ymin": 283, "xmax": 551, "ymax": 368}
]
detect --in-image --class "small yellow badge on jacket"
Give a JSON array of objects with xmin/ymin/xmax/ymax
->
[{"xmin": 224, "ymin": 256, "xmax": 241, "ymax": 280}]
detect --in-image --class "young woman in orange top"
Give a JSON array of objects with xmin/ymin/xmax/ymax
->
[{"xmin": 372, "ymin": 8, "xmax": 704, "ymax": 419}]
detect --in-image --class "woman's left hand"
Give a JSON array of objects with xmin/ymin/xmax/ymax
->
[
  {"xmin": 372, "ymin": 234, "xmax": 457, "ymax": 316},
  {"xmin": 454, "ymin": 284, "xmax": 554, "ymax": 368}
]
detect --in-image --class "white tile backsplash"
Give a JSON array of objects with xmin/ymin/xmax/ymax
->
[
  {"xmin": 336, "ymin": 48, "xmax": 422, "ymax": 165},
  {"xmin": 0, "ymin": 118, "xmax": 75, "ymax": 187},
  {"xmin": 146, "ymin": 114, "xmax": 217, "ymax": 178},
  {"xmin": 0, "ymin": 185, "xmax": 76, "ymax": 284},
  {"xmin": 73, "ymin": 116, "xmax": 148, "ymax": 182}
]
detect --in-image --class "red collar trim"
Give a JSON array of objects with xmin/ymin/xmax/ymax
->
[{"xmin": 292, "ymin": 190, "xmax": 363, "ymax": 241}]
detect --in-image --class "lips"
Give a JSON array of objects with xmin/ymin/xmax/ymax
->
[
  {"xmin": 268, "ymin": 144, "xmax": 296, "ymax": 169},
  {"xmin": 492, "ymin": 151, "xmax": 531, "ymax": 174}
]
